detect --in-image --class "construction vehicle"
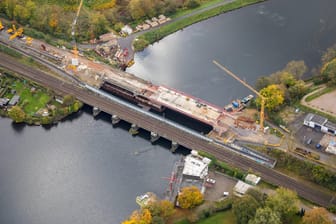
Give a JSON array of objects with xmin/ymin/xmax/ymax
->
[
  {"xmin": 0, "ymin": 20, "xmax": 4, "ymax": 31},
  {"xmin": 9, "ymin": 27, "xmax": 24, "ymax": 40},
  {"xmin": 26, "ymin": 37, "xmax": 33, "ymax": 46},
  {"xmin": 7, "ymin": 24, "xmax": 16, "ymax": 34},
  {"xmin": 213, "ymin": 60, "xmax": 266, "ymax": 132}
]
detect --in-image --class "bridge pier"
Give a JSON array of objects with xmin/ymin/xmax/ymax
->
[
  {"xmin": 111, "ymin": 114, "xmax": 120, "ymax": 125},
  {"xmin": 170, "ymin": 141, "xmax": 179, "ymax": 152},
  {"xmin": 92, "ymin": 107, "xmax": 101, "ymax": 117},
  {"xmin": 129, "ymin": 124, "xmax": 139, "ymax": 135},
  {"xmin": 150, "ymin": 132, "xmax": 160, "ymax": 143}
]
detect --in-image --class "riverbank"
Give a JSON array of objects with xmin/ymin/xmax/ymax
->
[
  {"xmin": 0, "ymin": 69, "xmax": 82, "ymax": 125},
  {"xmin": 133, "ymin": 0, "xmax": 266, "ymax": 52}
]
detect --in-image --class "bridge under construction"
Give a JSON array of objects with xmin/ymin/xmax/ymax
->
[{"xmin": 0, "ymin": 52, "xmax": 335, "ymax": 208}]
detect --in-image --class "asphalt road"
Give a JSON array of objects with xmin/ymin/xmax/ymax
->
[{"xmin": 0, "ymin": 52, "xmax": 335, "ymax": 208}]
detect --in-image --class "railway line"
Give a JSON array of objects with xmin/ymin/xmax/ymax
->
[{"xmin": 0, "ymin": 52, "xmax": 335, "ymax": 208}]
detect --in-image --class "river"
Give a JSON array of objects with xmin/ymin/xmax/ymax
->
[{"xmin": 1, "ymin": 0, "xmax": 336, "ymax": 223}]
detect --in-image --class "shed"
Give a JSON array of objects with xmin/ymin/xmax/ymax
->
[
  {"xmin": 121, "ymin": 25, "xmax": 133, "ymax": 35},
  {"xmin": 8, "ymin": 95, "xmax": 20, "ymax": 106},
  {"xmin": 245, "ymin": 174, "xmax": 261, "ymax": 186},
  {"xmin": 0, "ymin": 98, "xmax": 9, "ymax": 107},
  {"xmin": 233, "ymin": 180, "xmax": 253, "ymax": 197}
]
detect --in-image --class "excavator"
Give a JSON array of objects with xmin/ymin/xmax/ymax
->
[
  {"xmin": 0, "ymin": 20, "xmax": 4, "ymax": 31},
  {"xmin": 9, "ymin": 27, "xmax": 24, "ymax": 40},
  {"xmin": 7, "ymin": 24, "xmax": 16, "ymax": 34}
]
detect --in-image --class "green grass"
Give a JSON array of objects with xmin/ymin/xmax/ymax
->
[
  {"xmin": 12, "ymin": 80, "xmax": 51, "ymax": 115},
  {"xmin": 175, "ymin": 210, "xmax": 236, "ymax": 224},
  {"xmin": 134, "ymin": 0, "xmax": 265, "ymax": 51},
  {"xmin": 171, "ymin": 0, "xmax": 226, "ymax": 18},
  {"xmin": 198, "ymin": 210, "xmax": 236, "ymax": 224},
  {"xmin": 305, "ymin": 86, "xmax": 335, "ymax": 102}
]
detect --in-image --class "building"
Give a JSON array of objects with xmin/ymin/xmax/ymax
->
[
  {"xmin": 303, "ymin": 113, "xmax": 336, "ymax": 135},
  {"xmin": 233, "ymin": 180, "xmax": 254, "ymax": 197},
  {"xmin": 121, "ymin": 25, "xmax": 133, "ymax": 35},
  {"xmin": 179, "ymin": 150, "xmax": 211, "ymax": 194},
  {"xmin": 245, "ymin": 174, "xmax": 261, "ymax": 186},
  {"xmin": 0, "ymin": 98, "xmax": 9, "ymax": 107},
  {"xmin": 8, "ymin": 95, "xmax": 20, "ymax": 106},
  {"xmin": 326, "ymin": 140, "xmax": 336, "ymax": 155}
]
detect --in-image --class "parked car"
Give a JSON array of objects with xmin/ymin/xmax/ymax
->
[{"xmin": 206, "ymin": 178, "xmax": 216, "ymax": 184}]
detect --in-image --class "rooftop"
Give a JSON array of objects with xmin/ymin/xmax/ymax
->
[
  {"xmin": 182, "ymin": 151, "xmax": 211, "ymax": 179},
  {"xmin": 305, "ymin": 113, "xmax": 328, "ymax": 125},
  {"xmin": 245, "ymin": 174, "xmax": 261, "ymax": 186},
  {"xmin": 233, "ymin": 180, "xmax": 254, "ymax": 197}
]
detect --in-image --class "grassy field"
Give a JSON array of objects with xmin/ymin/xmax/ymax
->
[
  {"xmin": 11, "ymin": 80, "xmax": 51, "ymax": 115},
  {"xmin": 175, "ymin": 210, "xmax": 236, "ymax": 224}
]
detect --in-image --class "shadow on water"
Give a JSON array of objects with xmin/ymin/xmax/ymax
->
[
  {"xmin": 11, "ymin": 121, "xmax": 26, "ymax": 133},
  {"xmin": 85, "ymin": 104, "xmax": 192, "ymax": 155}
]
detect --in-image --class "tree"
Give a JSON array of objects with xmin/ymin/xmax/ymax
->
[
  {"xmin": 232, "ymin": 195, "xmax": 261, "ymax": 224},
  {"xmin": 246, "ymin": 189, "xmax": 266, "ymax": 206},
  {"xmin": 248, "ymin": 207, "xmax": 281, "ymax": 224},
  {"xmin": 256, "ymin": 84, "xmax": 284, "ymax": 111},
  {"xmin": 283, "ymin": 60, "xmax": 307, "ymax": 79},
  {"xmin": 63, "ymin": 94, "xmax": 75, "ymax": 106},
  {"xmin": 288, "ymin": 80, "xmax": 307, "ymax": 101},
  {"xmin": 255, "ymin": 76, "xmax": 271, "ymax": 91},
  {"xmin": 321, "ymin": 58, "xmax": 336, "ymax": 86},
  {"xmin": 128, "ymin": 0, "xmax": 146, "ymax": 20},
  {"xmin": 266, "ymin": 187, "xmax": 299, "ymax": 222},
  {"xmin": 145, "ymin": 200, "xmax": 175, "ymax": 221},
  {"xmin": 8, "ymin": 106, "xmax": 26, "ymax": 123},
  {"xmin": 302, "ymin": 207, "xmax": 333, "ymax": 224},
  {"xmin": 122, "ymin": 208, "xmax": 152, "ymax": 224},
  {"xmin": 177, "ymin": 186, "xmax": 203, "ymax": 209}
]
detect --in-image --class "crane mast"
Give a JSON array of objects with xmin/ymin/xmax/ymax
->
[{"xmin": 213, "ymin": 60, "xmax": 265, "ymax": 132}]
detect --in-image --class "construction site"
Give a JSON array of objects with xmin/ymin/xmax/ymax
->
[{"xmin": 0, "ymin": 16, "xmax": 284, "ymax": 147}]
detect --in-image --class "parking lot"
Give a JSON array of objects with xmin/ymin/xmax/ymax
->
[{"xmin": 203, "ymin": 171, "xmax": 237, "ymax": 201}]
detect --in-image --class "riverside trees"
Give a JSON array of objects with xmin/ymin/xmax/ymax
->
[{"xmin": 0, "ymin": 0, "xmax": 203, "ymax": 41}]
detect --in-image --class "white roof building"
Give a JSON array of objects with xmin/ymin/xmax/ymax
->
[
  {"xmin": 245, "ymin": 174, "xmax": 261, "ymax": 186},
  {"xmin": 326, "ymin": 140, "xmax": 336, "ymax": 155},
  {"xmin": 233, "ymin": 180, "xmax": 254, "ymax": 197},
  {"xmin": 182, "ymin": 150, "xmax": 211, "ymax": 179},
  {"xmin": 121, "ymin": 25, "xmax": 133, "ymax": 35}
]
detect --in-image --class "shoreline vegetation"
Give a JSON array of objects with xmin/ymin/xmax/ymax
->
[
  {"xmin": 133, "ymin": 0, "xmax": 266, "ymax": 52},
  {"xmin": 0, "ymin": 69, "xmax": 83, "ymax": 125}
]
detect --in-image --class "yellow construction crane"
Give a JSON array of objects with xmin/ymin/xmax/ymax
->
[
  {"xmin": 213, "ymin": 60, "xmax": 265, "ymax": 132},
  {"xmin": 0, "ymin": 20, "xmax": 4, "ymax": 31}
]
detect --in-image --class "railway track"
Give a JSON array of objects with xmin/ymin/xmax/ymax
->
[{"xmin": 0, "ymin": 52, "xmax": 335, "ymax": 208}]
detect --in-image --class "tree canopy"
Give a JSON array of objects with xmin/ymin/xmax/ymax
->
[
  {"xmin": 8, "ymin": 105, "xmax": 26, "ymax": 123},
  {"xmin": 266, "ymin": 187, "xmax": 299, "ymax": 222},
  {"xmin": 232, "ymin": 194, "xmax": 260, "ymax": 224},
  {"xmin": 302, "ymin": 207, "xmax": 333, "ymax": 224},
  {"xmin": 248, "ymin": 207, "xmax": 281, "ymax": 224},
  {"xmin": 177, "ymin": 186, "xmax": 203, "ymax": 209},
  {"xmin": 256, "ymin": 84, "xmax": 284, "ymax": 111}
]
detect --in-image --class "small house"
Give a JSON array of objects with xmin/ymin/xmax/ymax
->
[
  {"xmin": 0, "ymin": 98, "xmax": 9, "ymax": 107},
  {"xmin": 121, "ymin": 25, "xmax": 133, "ymax": 35},
  {"xmin": 245, "ymin": 174, "xmax": 261, "ymax": 186},
  {"xmin": 233, "ymin": 180, "xmax": 254, "ymax": 197},
  {"xmin": 8, "ymin": 95, "xmax": 20, "ymax": 106}
]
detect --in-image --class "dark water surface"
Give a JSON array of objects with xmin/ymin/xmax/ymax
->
[
  {"xmin": 128, "ymin": 0, "xmax": 336, "ymax": 105},
  {"xmin": 1, "ymin": 0, "xmax": 336, "ymax": 223}
]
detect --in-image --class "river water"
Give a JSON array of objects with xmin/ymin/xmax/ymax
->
[{"xmin": 1, "ymin": 0, "xmax": 336, "ymax": 223}]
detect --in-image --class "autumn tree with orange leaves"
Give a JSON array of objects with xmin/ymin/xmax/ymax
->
[{"xmin": 177, "ymin": 186, "xmax": 203, "ymax": 209}]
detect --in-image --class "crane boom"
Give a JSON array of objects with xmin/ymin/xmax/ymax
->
[{"xmin": 213, "ymin": 60, "xmax": 265, "ymax": 131}]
